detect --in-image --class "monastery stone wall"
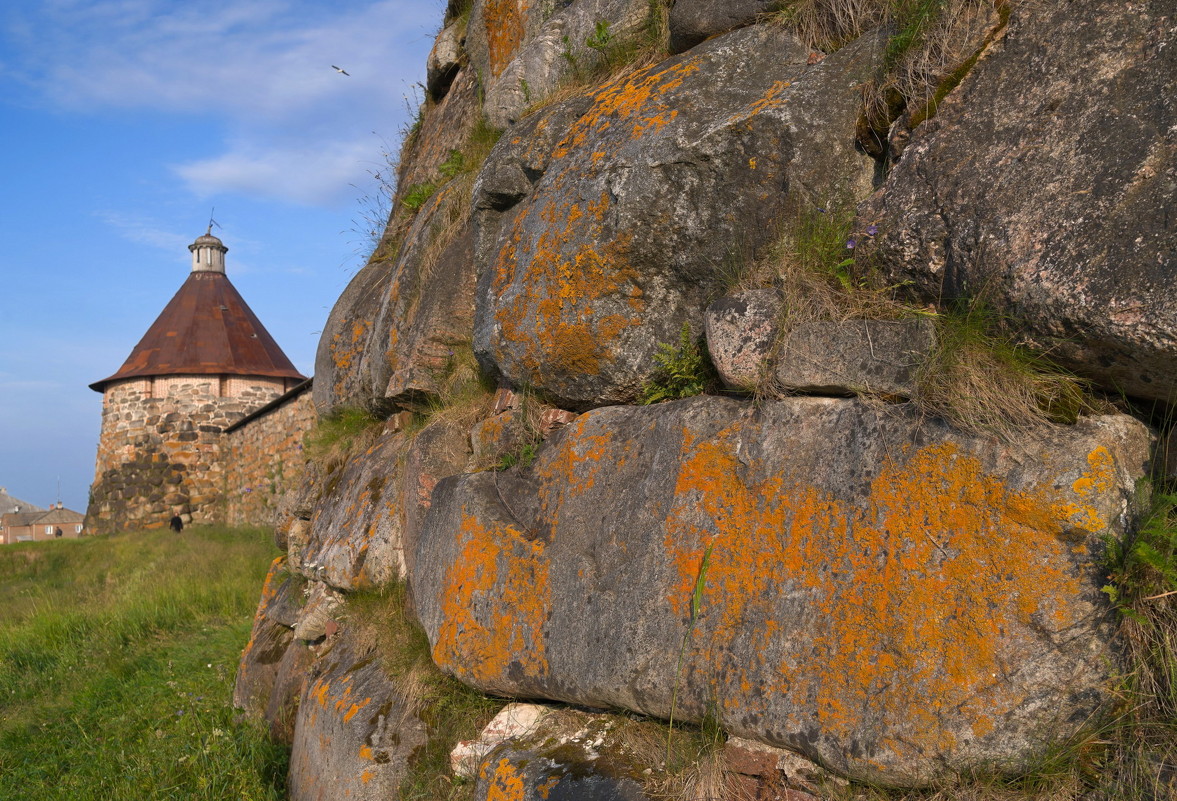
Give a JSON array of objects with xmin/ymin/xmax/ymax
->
[
  {"xmin": 86, "ymin": 375, "xmax": 288, "ymax": 534},
  {"xmin": 224, "ymin": 386, "xmax": 316, "ymax": 529}
]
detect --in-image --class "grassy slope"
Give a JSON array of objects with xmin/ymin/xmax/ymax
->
[{"xmin": 0, "ymin": 528, "xmax": 287, "ymax": 800}]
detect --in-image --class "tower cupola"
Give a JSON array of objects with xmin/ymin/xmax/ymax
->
[{"xmin": 189, "ymin": 228, "xmax": 228, "ymax": 274}]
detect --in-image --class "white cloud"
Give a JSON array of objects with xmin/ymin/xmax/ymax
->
[
  {"xmin": 3, "ymin": 0, "xmax": 439, "ymax": 206},
  {"xmin": 174, "ymin": 136, "xmax": 384, "ymax": 206}
]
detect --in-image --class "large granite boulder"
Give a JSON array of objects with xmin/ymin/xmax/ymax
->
[
  {"xmin": 474, "ymin": 25, "xmax": 879, "ymax": 409},
  {"xmin": 466, "ymin": 0, "xmax": 653, "ymax": 128},
  {"xmin": 861, "ymin": 0, "xmax": 1177, "ymax": 404},
  {"xmin": 413, "ymin": 397, "xmax": 1151, "ymax": 786},
  {"xmin": 287, "ymin": 630, "xmax": 429, "ymax": 801}
]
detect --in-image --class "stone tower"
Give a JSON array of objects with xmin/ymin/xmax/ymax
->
[{"xmin": 86, "ymin": 230, "xmax": 307, "ymax": 534}]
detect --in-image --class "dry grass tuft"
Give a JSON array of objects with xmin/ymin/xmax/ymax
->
[
  {"xmin": 774, "ymin": 0, "xmax": 890, "ymax": 51},
  {"xmin": 737, "ymin": 197, "xmax": 914, "ymax": 326},
  {"xmin": 775, "ymin": 0, "xmax": 1011, "ymax": 153},
  {"xmin": 914, "ymin": 303, "xmax": 1099, "ymax": 439},
  {"xmin": 665, "ymin": 747, "xmax": 754, "ymax": 801},
  {"xmin": 406, "ymin": 342, "xmax": 497, "ymax": 455}
]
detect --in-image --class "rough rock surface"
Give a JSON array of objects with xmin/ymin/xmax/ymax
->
[
  {"xmin": 726, "ymin": 736, "xmax": 847, "ymax": 799},
  {"xmin": 861, "ymin": 0, "xmax": 1177, "ymax": 403},
  {"xmin": 475, "ymin": 25, "xmax": 879, "ymax": 408},
  {"xmin": 706, "ymin": 290, "xmax": 937, "ymax": 398},
  {"xmin": 668, "ymin": 0, "xmax": 779, "ymax": 54},
  {"xmin": 287, "ymin": 631, "xmax": 428, "ymax": 801},
  {"xmin": 302, "ymin": 420, "xmax": 468, "ymax": 589},
  {"xmin": 398, "ymin": 67, "xmax": 483, "ymax": 195},
  {"xmin": 292, "ymin": 581, "xmax": 344, "ymax": 642},
  {"xmin": 413, "ymin": 397, "xmax": 1151, "ymax": 786},
  {"xmin": 234, "ymin": 558, "xmax": 303, "ymax": 717},
  {"xmin": 451, "ymin": 703, "xmax": 550, "ymax": 778},
  {"xmin": 466, "ymin": 0, "xmax": 652, "ymax": 128},
  {"xmin": 476, "ymin": 743, "xmax": 648, "ymax": 801},
  {"xmin": 774, "ymin": 318, "xmax": 936, "ymax": 398},
  {"xmin": 264, "ymin": 637, "xmax": 315, "ymax": 743},
  {"xmin": 427, "ymin": 20, "xmax": 465, "ymax": 101}
]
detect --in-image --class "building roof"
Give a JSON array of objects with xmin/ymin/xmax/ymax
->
[
  {"xmin": 1, "ymin": 511, "xmax": 44, "ymax": 528},
  {"xmin": 33, "ymin": 507, "xmax": 85, "ymax": 525},
  {"xmin": 90, "ymin": 233, "xmax": 307, "ymax": 392},
  {"xmin": 0, "ymin": 487, "xmax": 44, "ymax": 515}
]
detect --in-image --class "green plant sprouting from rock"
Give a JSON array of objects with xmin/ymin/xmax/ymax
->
[{"xmin": 640, "ymin": 323, "xmax": 717, "ymax": 404}]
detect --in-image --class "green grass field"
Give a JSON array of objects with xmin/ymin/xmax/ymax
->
[{"xmin": 0, "ymin": 527, "xmax": 288, "ymax": 800}]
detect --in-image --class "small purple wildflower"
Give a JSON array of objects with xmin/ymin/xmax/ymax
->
[
  {"xmin": 846, "ymin": 238, "xmax": 857, "ymax": 249},
  {"xmin": 866, "ymin": 224, "xmax": 878, "ymax": 237}
]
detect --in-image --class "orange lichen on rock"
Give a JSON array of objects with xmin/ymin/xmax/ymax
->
[
  {"xmin": 1061, "ymin": 446, "xmax": 1118, "ymax": 531},
  {"xmin": 552, "ymin": 57, "xmax": 703, "ymax": 160},
  {"xmin": 482, "ymin": 756, "xmax": 527, "ymax": 801},
  {"xmin": 493, "ymin": 190, "xmax": 643, "ymax": 380},
  {"xmin": 343, "ymin": 697, "xmax": 371, "ymax": 723},
  {"xmin": 727, "ymin": 79, "xmax": 794, "ymax": 125},
  {"xmin": 536, "ymin": 774, "xmax": 561, "ymax": 799},
  {"xmin": 536, "ymin": 414, "xmax": 616, "ymax": 510},
  {"xmin": 484, "ymin": 0, "xmax": 528, "ymax": 77},
  {"xmin": 432, "ymin": 511, "xmax": 551, "ymax": 688},
  {"xmin": 662, "ymin": 423, "xmax": 1109, "ymax": 763},
  {"xmin": 311, "ymin": 677, "xmax": 331, "ymax": 709}
]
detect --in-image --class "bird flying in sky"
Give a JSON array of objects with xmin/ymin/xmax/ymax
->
[{"xmin": 332, "ymin": 65, "xmax": 350, "ymax": 76}]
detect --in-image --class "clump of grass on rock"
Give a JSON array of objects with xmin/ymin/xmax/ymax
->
[{"xmin": 915, "ymin": 300, "xmax": 1099, "ymax": 438}]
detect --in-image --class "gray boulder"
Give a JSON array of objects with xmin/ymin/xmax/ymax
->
[
  {"xmin": 413, "ymin": 396, "xmax": 1151, "ymax": 786},
  {"xmin": 427, "ymin": 20, "xmax": 465, "ymax": 101},
  {"xmin": 773, "ymin": 318, "xmax": 936, "ymax": 398},
  {"xmin": 861, "ymin": 0, "xmax": 1177, "ymax": 404},
  {"xmin": 704, "ymin": 289, "xmax": 782, "ymax": 391},
  {"xmin": 668, "ymin": 0, "xmax": 780, "ymax": 54},
  {"xmin": 474, "ymin": 25, "xmax": 879, "ymax": 408}
]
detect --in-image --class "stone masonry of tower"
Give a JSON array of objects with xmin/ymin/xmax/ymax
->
[{"xmin": 86, "ymin": 231, "xmax": 307, "ymax": 534}]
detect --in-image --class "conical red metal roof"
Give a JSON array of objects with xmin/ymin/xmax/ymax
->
[{"xmin": 89, "ymin": 270, "xmax": 307, "ymax": 392}]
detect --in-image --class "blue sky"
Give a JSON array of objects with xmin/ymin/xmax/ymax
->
[{"xmin": 0, "ymin": 0, "xmax": 440, "ymax": 512}]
